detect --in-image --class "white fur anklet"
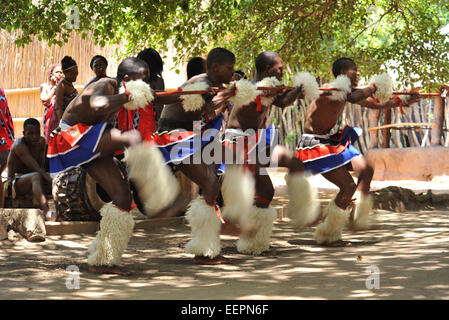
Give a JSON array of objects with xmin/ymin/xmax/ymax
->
[
  {"xmin": 87, "ymin": 202, "xmax": 135, "ymax": 266},
  {"xmin": 125, "ymin": 143, "xmax": 180, "ymax": 216},
  {"xmin": 351, "ymin": 193, "xmax": 373, "ymax": 230},
  {"xmin": 221, "ymin": 165, "xmax": 255, "ymax": 223},
  {"xmin": 314, "ymin": 200, "xmax": 350, "ymax": 244},
  {"xmin": 237, "ymin": 206, "xmax": 276, "ymax": 255},
  {"xmin": 286, "ymin": 173, "xmax": 320, "ymax": 228},
  {"xmin": 185, "ymin": 197, "xmax": 222, "ymax": 258}
]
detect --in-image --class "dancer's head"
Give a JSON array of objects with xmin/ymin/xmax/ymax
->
[
  {"xmin": 206, "ymin": 47, "xmax": 235, "ymax": 84},
  {"xmin": 255, "ymin": 51, "xmax": 283, "ymax": 81},
  {"xmin": 116, "ymin": 57, "xmax": 149, "ymax": 84},
  {"xmin": 332, "ymin": 58, "xmax": 359, "ymax": 86}
]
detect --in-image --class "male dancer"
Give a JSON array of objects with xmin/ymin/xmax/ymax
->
[
  {"xmin": 219, "ymin": 51, "xmax": 309, "ymax": 256},
  {"xmin": 47, "ymin": 57, "xmax": 171, "ymax": 275},
  {"xmin": 296, "ymin": 57, "xmax": 421, "ymax": 246},
  {"xmin": 150, "ymin": 47, "xmax": 238, "ymax": 265}
]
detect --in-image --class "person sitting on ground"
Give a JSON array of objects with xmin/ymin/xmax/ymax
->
[
  {"xmin": 40, "ymin": 64, "xmax": 63, "ymax": 141},
  {"xmin": 6, "ymin": 118, "xmax": 55, "ymax": 220},
  {"xmin": 84, "ymin": 55, "xmax": 110, "ymax": 88}
]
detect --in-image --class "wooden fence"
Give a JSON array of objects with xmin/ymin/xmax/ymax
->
[
  {"xmin": 3, "ymin": 86, "xmax": 85, "ymax": 135},
  {"xmin": 0, "ymin": 30, "xmax": 122, "ymax": 137}
]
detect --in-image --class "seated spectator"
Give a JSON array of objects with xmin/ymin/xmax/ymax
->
[
  {"xmin": 84, "ymin": 55, "xmax": 109, "ymax": 88},
  {"xmin": 0, "ymin": 88, "xmax": 15, "ymax": 174},
  {"xmin": 6, "ymin": 118, "xmax": 54, "ymax": 220},
  {"xmin": 186, "ymin": 57, "xmax": 206, "ymax": 79}
]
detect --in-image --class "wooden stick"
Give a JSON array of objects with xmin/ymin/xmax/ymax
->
[
  {"xmin": 155, "ymin": 89, "xmax": 214, "ymax": 96},
  {"xmin": 392, "ymin": 92, "xmax": 441, "ymax": 96},
  {"xmin": 4, "ymin": 85, "xmax": 84, "ymax": 96},
  {"xmin": 157, "ymin": 86, "xmax": 442, "ymax": 97},
  {"xmin": 368, "ymin": 122, "xmax": 436, "ymax": 132}
]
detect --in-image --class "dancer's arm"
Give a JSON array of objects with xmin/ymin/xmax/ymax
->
[
  {"xmin": 89, "ymin": 80, "xmax": 130, "ymax": 115},
  {"xmin": 356, "ymin": 90, "xmax": 421, "ymax": 110},
  {"xmin": 272, "ymin": 86, "xmax": 304, "ymax": 108}
]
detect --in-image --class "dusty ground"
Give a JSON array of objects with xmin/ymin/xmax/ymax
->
[{"xmin": 1, "ymin": 170, "xmax": 449, "ymax": 300}]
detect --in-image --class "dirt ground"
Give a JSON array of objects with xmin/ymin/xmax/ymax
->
[{"xmin": 1, "ymin": 170, "xmax": 449, "ymax": 300}]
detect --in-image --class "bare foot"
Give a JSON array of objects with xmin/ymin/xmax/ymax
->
[
  {"xmin": 319, "ymin": 240, "xmax": 352, "ymax": 247},
  {"xmin": 221, "ymin": 222, "xmax": 241, "ymax": 236},
  {"xmin": 260, "ymin": 249, "xmax": 277, "ymax": 257},
  {"xmin": 88, "ymin": 265, "xmax": 132, "ymax": 276},
  {"xmin": 348, "ymin": 224, "xmax": 371, "ymax": 231},
  {"xmin": 27, "ymin": 234, "xmax": 46, "ymax": 242},
  {"xmin": 193, "ymin": 255, "xmax": 232, "ymax": 265}
]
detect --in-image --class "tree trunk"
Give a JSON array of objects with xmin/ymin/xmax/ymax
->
[
  {"xmin": 368, "ymin": 109, "xmax": 381, "ymax": 149},
  {"xmin": 381, "ymin": 109, "xmax": 392, "ymax": 148},
  {"xmin": 0, "ymin": 208, "xmax": 46, "ymax": 241},
  {"xmin": 431, "ymin": 96, "xmax": 445, "ymax": 146}
]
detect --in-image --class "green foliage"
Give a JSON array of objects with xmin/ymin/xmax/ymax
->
[
  {"xmin": 1, "ymin": 0, "xmax": 449, "ymax": 89},
  {"xmin": 286, "ymin": 131, "xmax": 298, "ymax": 146}
]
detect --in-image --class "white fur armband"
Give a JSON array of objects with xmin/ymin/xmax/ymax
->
[
  {"xmin": 119, "ymin": 79, "xmax": 154, "ymax": 110},
  {"xmin": 397, "ymin": 94, "xmax": 412, "ymax": 105},
  {"xmin": 229, "ymin": 79, "xmax": 258, "ymax": 106},
  {"xmin": 293, "ymin": 72, "xmax": 320, "ymax": 103},
  {"xmin": 255, "ymin": 76, "xmax": 281, "ymax": 106},
  {"xmin": 370, "ymin": 73, "xmax": 393, "ymax": 103},
  {"xmin": 180, "ymin": 81, "xmax": 209, "ymax": 112},
  {"xmin": 329, "ymin": 75, "xmax": 352, "ymax": 101}
]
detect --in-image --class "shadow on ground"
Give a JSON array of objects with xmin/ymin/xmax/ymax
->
[{"xmin": 2, "ymin": 203, "xmax": 449, "ymax": 299}]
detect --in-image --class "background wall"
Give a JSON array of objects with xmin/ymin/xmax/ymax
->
[{"xmin": 0, "ymin": 30, "xmax": 187, "ymax": 136}]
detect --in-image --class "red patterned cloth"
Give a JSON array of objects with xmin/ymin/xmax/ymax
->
[
  {"xmin": 47, "ymin": 121, "xmax": 108, "ymax": 174},
  {"xmin": 114, "ymin": 103, "xmax": 156, "ymax": 155},
  {"xmin": 0, "ymin": 88, "xmax": 15, "ymax": 152}
]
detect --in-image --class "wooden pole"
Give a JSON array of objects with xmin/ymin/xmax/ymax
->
[
  {"xmin": 431, "ymin": 95, "xmax": 445, "ymax": 146},
  {"xmin": 368, "ymin": 109, "xmax": 381, "ymax": 148},
  {"xmin": 381, "ymin": 109, "xmax": 392, "ymax": 148}
]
